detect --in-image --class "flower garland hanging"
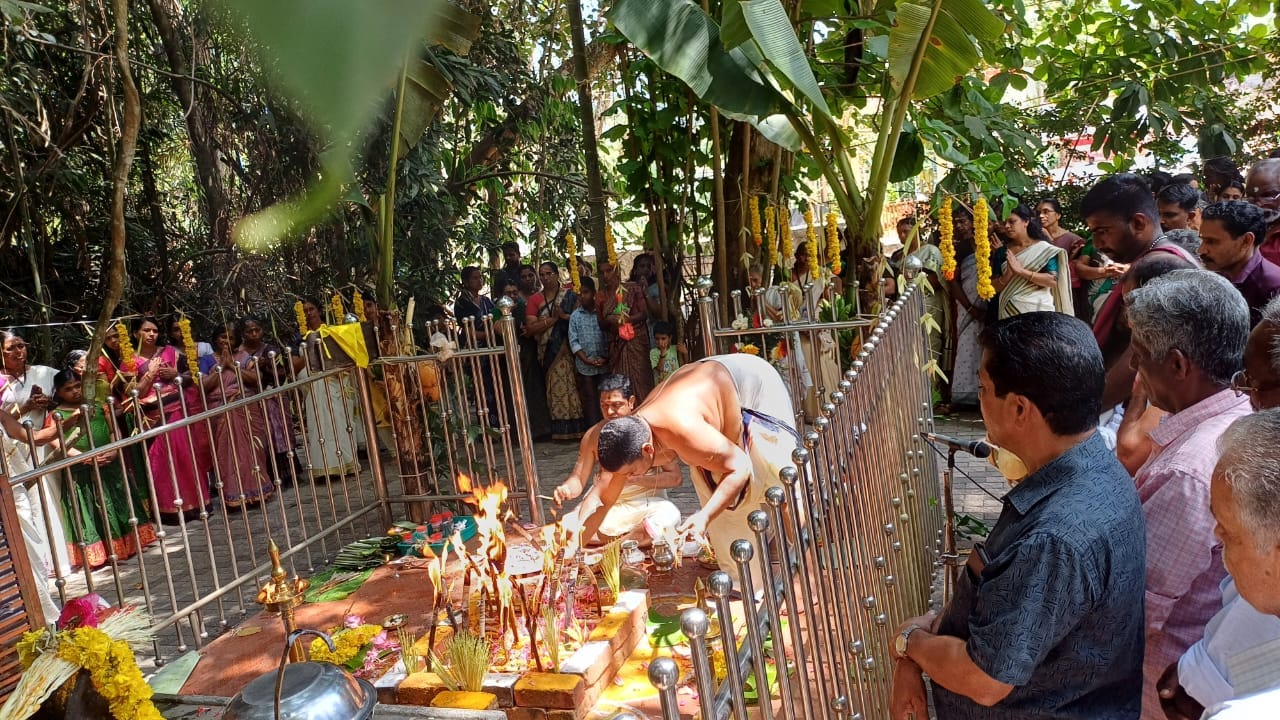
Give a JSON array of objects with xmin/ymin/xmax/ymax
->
[
  {"xmin": 566, "ymin": 231, "xmax": 581, "ymax": 292},
  {"xmin": 749, "ymin": 195, "xmax": 763, "ymax": 247},
  {"xmin": 294, "ymin": 301, "xmax": 309, "ymax": 336},
  {"xmin": 764, "ymin": 204, "xmax": 778, "ymax": 270},
  {"xmin": 331, "ymin": 293, "xmax": 345, "ymax": 325},
  {"xmin": 825, "ymin": 210, "xmax": 842, "ymax": 275},
  {"xmin": 353, "ymin": 288, "xmax": 366, "ymax": 322},
  {"xmin": 939, "ymin": 196, "xmax": 956, "ymax": 281},
  {"xmin": 973, "ymin": 197, "xmax": 995, "ymax": 300},
  {"xmin": 178, "ymin": 316, "xmax": 199, "ymax": 378},
  {"xmin": 604, "ymin": 222, "xmax": 618, "ymax": 267},
  {"xmin": 6, "ymin": 603, "xmax": 162, "ymax": 720},
  {"xmin": 115, "ymin": 323, "xmax": 137, "ymax": 374}
]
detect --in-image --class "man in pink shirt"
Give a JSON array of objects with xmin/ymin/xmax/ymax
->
[{"xmin": 1125, "ymin": 269, "xmax": 1253, "ymax": 719}]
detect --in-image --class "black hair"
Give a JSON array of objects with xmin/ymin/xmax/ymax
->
[
  {"xmin": 578, "ymin": 275, "xmax": 596, "ymax": 293},
  {"xmin": 897, "ymin": 215, "xmax": 916, "ymax": 227},
  {"xmin": 653, "ymin": 320, "xmax": 675, "ymax": 338},
  {"xmin": 1224, "ymin": 179, "xmax": 1246, "ymax": 194},
  {"xmin": 236, "ymin": 314, "xmax": 264, "ymax": 336},
  {"xmin": 598, "ymin": 374, "xmax": 634, "ymax": 398},
  {"xmin": 597, "ymin": 415, "xmax": 649, "ymax": 472},
  {"xmin": 520, "ymin": 263, "xmax": 536, "ymax": 274},
  {"xmin": 53, "ymin": 368, "xmax": 80, "ymax": 392},
  {"xmin": 1080, "ymin": 173, "xmax": 1160, "ymax": 226},
  {"xmin": 1156, "ymin": 182, "xmax": 1201, "ymax": 212},
  {"xmin": 1008, "ymin": 203, "xmax": 1050, "ymax": 242},
  {"xmin": 1147, "ymin": 170, "xmax": 1173, "ymax": 196},
  {"xmin": 1037, "ymin": 198, "xmax": 1063, "ymax": 214},
  {"xmin": 1201, "ymin": 201, "xmax": 1268, "ymax": 246},
  {"xmin": 1204, "ymin": 156, "xmax": 1242, "ymax": 180},
  {"xmin": 460, "ymin": 266, "xmax": 482, "ymax": 283},
  {"xmin": 1123, "ymin": 252, "xmax": 1196, "ymax": 290},
  {"xmin": 540, "ymin": 261, "xmax": 560, "ymax": 273},
  {"xmin": 979, "ymin": 312, "xmax": 1103, "ymax": 436},
  {"xmin": 131, "ymin": 316, "xmax": 162, "ymax": 335},
  {"xmin": 501, "ymin": 241, "xmax": 520, "ymax": 253},
  {"xmin": 1169, "ymin": 173, "xmax": 1196, "ymax": 186},
  {"xmin": 951, "ymin": 203, "xmax": 974, "ymax": 221},
  {"xmin": 212, "ymin": 322, "xmax": 240, "ymax": 348}
]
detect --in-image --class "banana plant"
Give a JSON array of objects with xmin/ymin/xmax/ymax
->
[{"xmin": 606, "ymin": 0, "xmax": 1004, "ymax": 260}]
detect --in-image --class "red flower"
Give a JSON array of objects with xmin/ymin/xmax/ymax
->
[{"xmin": 619, "ymin": 323, "xmax": 636, "ymax": 341}]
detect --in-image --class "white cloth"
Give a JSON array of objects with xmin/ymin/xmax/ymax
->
[
  {"xmin": 1180, "ymin": 578, "xmax": 1280, "ymax": 708},
  {"xmin": 2, "ymin": 365, "xmax": 72, "ymax": 577},
  {"xmin": 1203, "ymin": 686, "xmax": 1280, "ymax": 719},
  {"xmin": 298, "ymin": 365, "xmax": 361, "ymax": 476},
  {"xmin": 3, "ymin": 433, "xmax": 61, "ymax": 621},
  {"xmin": 597, "ymin": 483, "xmax": 680, "ymax": 539}
]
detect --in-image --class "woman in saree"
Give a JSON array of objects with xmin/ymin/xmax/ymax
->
[
  {"xmin": 298, "ymin": 297, "xmax": 360, "ymax": 479},
  {"xmin": 51, "ymin": 370, "xmax": 157, "ymax": 568},
  {"xmin": 526, "ymin": 262, "xmax": 586, "ymax": 440},
  {"xmin": 993, "ymin": 203, "xmax": 1074, "ymax": 319},
  {"xmin": 203, "ymin": 325, "xmax": 275, "ymax": 509},
  {"xmin": 599, "ymin": 259, "xmax": 654, "ymax": 404},
  {"xmin": 133, "ymin": 316, "xmax": 211, "ymax": 525},
  {"xmin": 783, "ymin": 241, "xmax": 841, "ymax": 420},
  {"xmin": 235, "ymin": 315, "xmax": 298, "ymax": 485},
  {"xmin": 517, "ymin": 264, "xmax": 552, "ymax": 438}
]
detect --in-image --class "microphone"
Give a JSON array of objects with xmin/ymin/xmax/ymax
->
[{"xmin": 923, "ymin": 432, "xmax": 992, "ymax": 458}]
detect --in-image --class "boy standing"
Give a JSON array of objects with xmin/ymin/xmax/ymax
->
[
  {"xmin": 650, "ymin": 320, "xmax": 683, "ymax": 385},
  {"xmin": 569, "ymin": 276, "xmax": 609, "ymax": 424}
]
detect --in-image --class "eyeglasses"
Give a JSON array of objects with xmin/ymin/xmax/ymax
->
[
  {"xmin": 1230, "ymin": 369, "xmax": 1278, "ymax": 398},
  {"xmin": 1246, "ymin": 190, "xmax": 1280, "ymax": 205}
]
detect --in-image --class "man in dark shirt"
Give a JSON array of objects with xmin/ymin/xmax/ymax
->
[
  {"xmin": 1199, "ymin": 201, "xmax": 1280, "ymax": 326},
  {"xmin": 891, "ymin": 312, "xmax": 1147, "ymax": 719}
]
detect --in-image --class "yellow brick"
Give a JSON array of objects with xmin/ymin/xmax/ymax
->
[
  {"xmin": 396, "ymin": 671, "xmax": 449, "ymax": 706},
  {"xmin": 431, "ymin": 690, "xmax": 499, "ymax": 710},
  {"xmin": 588, "ymin": 613, "xmax": 628, "ymax": 643},
  {"xmin": 513, "ymin": 672, "xmax": 585, "ymax": 709}
]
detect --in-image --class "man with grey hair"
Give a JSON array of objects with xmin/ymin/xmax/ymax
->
[
  {"xmin": 1125, "ymin": 269, "xmax": 1253, "ymax": 719},
  {"xmin": 1236, "ymin": 295, "xmax": 1280, "ymax": 411},
  {"xmin": 1197, "ymin": 411, "xmax": 1280, "ymax": 717},
  {"xmin": 1245, "ymin": 158, "xmax": 1280, "ymax": 265}
]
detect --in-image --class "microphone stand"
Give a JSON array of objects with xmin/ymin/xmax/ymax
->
[{"xmin": 940, "ymin": 447, "xmax": 961, "ymax": 604}]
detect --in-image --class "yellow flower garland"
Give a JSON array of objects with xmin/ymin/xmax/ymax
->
[
  {"xmin": 939, "ymin": 196, "xmax": 956, "ymax": 281},
  {"xmin": 18, "ymin": 626, "xmax": 163, "ymax": 720},
  {"xmin": 974, "ymin": 197, "xmax": 995, "ymax": 300},
  {"xmin": 115, "ymin": 323, "xmax": 137, "ymax": 374},
  {"xmin": 353, "ymin": 289, "xmax": 366, "ymax": 322},
  {"xmin": 566, "ymin": 231, "xmax": 581, "ymax": 292},
  {"xmin": 604, "ymin": 223, "xmax": 617, "ymax": 267},
  {"xmin": 178, "ymin": 316, "xmax": 199, "ymax": 377},
  {"xmin": 739, "ymin": 343, "xmax": 760, "ymax": 356},
  {"xmin": 749, "ymin": 195, "xmax": 762, "ymax": 247},
  {"xmin": 764, "ymin": 205, "xmax": 778, "ymax": 271},
  {"xmin": 825, "ymin": 210, "xmax": 842, "ymax": 275},
  {"xmin": 295, "ymin": 301, "xmax": 309, "ymax": 336},
  {"xmin": 331, "ymin": 293, "xmax": 345, "ymax": 324},
  {"xmin": 310, "ymin": 624, "xmax": 383, "ymax": 667}
]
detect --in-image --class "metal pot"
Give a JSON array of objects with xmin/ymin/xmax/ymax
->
[{"xmin": 223, "ymin": 629, "xmax": 377, "ymax": 720}]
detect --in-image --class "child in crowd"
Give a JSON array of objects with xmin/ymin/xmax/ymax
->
[
  {"xmin": 650, "ymin": 321, "xmax": 683, "ymax": 385},
  {"xmin": 569, "ymin": 276, "xmax": 609, "ymax": 425}
]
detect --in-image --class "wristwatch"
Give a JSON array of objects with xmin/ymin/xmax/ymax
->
[{"xmin": 895, "ymin": 624, "xmax": 923, "ymax": 658}]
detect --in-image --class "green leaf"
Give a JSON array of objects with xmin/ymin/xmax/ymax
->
[
  {"xmin": 607, "ymin": 0, "xmax": 782, "ymax": 117},
  {"xmin": 889, "ymin": 128, "xmax": 925, "ymax": 182},
  {"xmin": 721, "ymin": 0, "xmax": 751, "ymax": 50},
  {"xmin": 739, "ymin": 0, "xmax": 832, "ymax": 118},
  {"xmin": 940, "ymin": 0, "xmax": 1005, "ymax": 41}
]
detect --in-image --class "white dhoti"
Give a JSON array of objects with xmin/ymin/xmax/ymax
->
[
  {"xmin": 597, "ymin": 484, "xmax": 681, "ymax": 539},
  {"xmin": 695, "ymin": 354, "xmax": 800, "ymax": 590}
]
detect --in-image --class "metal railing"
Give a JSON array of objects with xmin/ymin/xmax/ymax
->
[
  {"xmin": 647, "ymin": 278, "xmax": 943, "ymax": 720},
  {"xmin": 1, "ymin": 303, "xmax": 541, "ymax": 668}
]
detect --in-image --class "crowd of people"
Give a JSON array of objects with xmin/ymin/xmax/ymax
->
[
  {"xmin": 0, "ymin": 300, "xmax": 382, "ymax": 619},
  {"xmin": 891, "ymin": 164, "xmax": 1280, "ymax": 719}
]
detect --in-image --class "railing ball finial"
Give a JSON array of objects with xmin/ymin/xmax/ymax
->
[
  {"xmin": 764, "ymin": 485, "xmax": 787, "ymax": 506},
  {"xmin": 730, "ymin": 539, "xmax": 755, "ymax": 562},
  {"xmin": 495, "ymin": 295, "xmax": 515, "ymax": 316},
  {"xmin": 747, "ymin": 509, "xmax": 770, "ymax": 533},
  {"xmin": 695, "ymin": 276, "xmax": 714, "ymax": 298},
  {"xmin": 648, "ymin": 656, "xmax": 681, "ymax": 689},
  {"xmin": 680, "ymin": 608, "xmax": 710, "ymax": 639},
  {"xmin": 707, "ymin": 571, "xmax": 733, "ymax": 598}
]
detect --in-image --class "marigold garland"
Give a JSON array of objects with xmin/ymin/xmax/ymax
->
[
  {"xmin": 825, "ymin": 210, "xmax": 842, "ymax": 275},
  {"xmin": 115, "ymin": 323, "xmax": 137, "ymax": 374},
  {"xmin": 178, "ymin": 316, "xmax": 199, "ymax": 377},
  {"xmin": 764, "ymin": 204, "xmax": 778, "ymax": 270},
  {"xmin": 17, "ymin": 626, "xmax": 163, "ymax": 720},
  {"xmin": 295, "ymin": 301, "xmax": 309, "ymax": 336},
  {"xmin": 974, "ymin": 197, "xmax": 995, "ymax": 300},
  {"xmin": 353, "ymin": 289, "xmax": 366, "ymax": 322},
  {"xmin": 331, "ymin": 293, "xmax": 345, "ymax": 324},
  {"xmin": 604, "ymin": 223, "xmax": 617, "ymax": 267},
  {"xmin": 739, "ymin": 343, "xmax": 760, "ymax": 356},
  {"xmin": 566, "ymin": 231, "xmax": 581, "ymax": 292},
  {"xmin": 749, "ymin": 195, "xmax": 763, "ymax": 247},
  {"xmin": 310, "ymin": 624, "xmax": 383, "ymax": 668},
  {"xmin": 939, "ymin": 196, "xmax": 957, "ymax": 281}
]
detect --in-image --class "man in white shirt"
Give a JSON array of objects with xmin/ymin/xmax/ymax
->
[{"xmin": 1187, "ymin": 411, "xmax": 1280, "ymax": 718}]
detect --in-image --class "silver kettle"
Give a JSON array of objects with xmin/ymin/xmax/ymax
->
[{"xmin": 223, "ymin": 629, "xmax": 377, "ymax": 720}]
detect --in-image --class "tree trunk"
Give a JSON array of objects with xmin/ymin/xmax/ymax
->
[
  {"xmin": 139, "ymin": 137, "xmax": 170, "ymax": 296},
  {"xmin": 82, "ymin": 0, "xmax": 141, "ymax": 404},
  {"xmin": 566, "ymin": 0, "xmax": 607, "ymax": 259},
  {"xmin": 144, "ymin": 0, "xmax": 231, "ymax": 247}
]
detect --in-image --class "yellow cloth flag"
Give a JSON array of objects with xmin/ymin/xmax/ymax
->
[{"xmin": 317, "ymin": 322, "xmax": 370, "ymax": 368}]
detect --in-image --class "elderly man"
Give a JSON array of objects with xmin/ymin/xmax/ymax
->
[
  {"xmin": 1244, "ymin": 158, "xmax": 1280, "ymax": 266},
  {"xmin": 891, "ymin": 312, "xmax": 1146, "ymax": 719},
  {"xmin": 1198, "ymin": 201, "xmax": 1280, "ymax": 325},
  {"xmin": 553, "ymin": 374, "xmax": 681, "ymax": 546},
  {"xmin": 1080, "ymin": 174, "xmax": 1198, "ymax": 408},
  {"xmin": 1198, "ymin": 412, "xmax": 1280, "ymax": 717},
  {"xmin": 586, "ymin": 353, "xmax": 797, "ymax": 584},
  {"xmin": 1124, "ymin": 269, "xmax": 1253, "ymax": 719}
]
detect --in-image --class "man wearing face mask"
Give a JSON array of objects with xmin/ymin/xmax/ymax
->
[
  {"xmin": 891, "ymin": 312, "xmax": 1146, "ymax": 720},
  {"xmin": 1124, "ymin": 270, "xmax": 1253, "ymax": 720}
]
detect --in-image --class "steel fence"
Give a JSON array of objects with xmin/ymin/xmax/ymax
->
[
  {"xmin": 648, "ymin": 278, "xmax": 943, "ymax": 720},
  {"xmin": 1, "ymin": 302, "xmax": 541, "ymax": 668}
]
